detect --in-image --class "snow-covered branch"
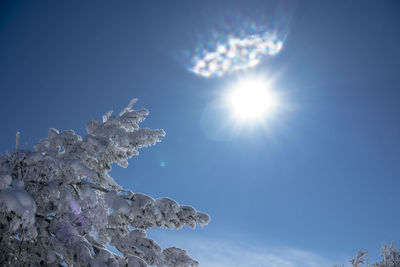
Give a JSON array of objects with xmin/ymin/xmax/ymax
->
[
  {"xmin": 0, "ymin": 99, "xmax": 209, "ymax": 266},
  {"xmin": 335, "ymin": 244, "xmax": 400, "ymax": 267}
]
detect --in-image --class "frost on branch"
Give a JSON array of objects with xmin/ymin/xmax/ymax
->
[
  {"xmin": 335, "ymin": 243, "xmax": 400, "ymax": 267},
  {"xmin": 0, "ymin": 99, "xmax": 209, "ymax": 266}
]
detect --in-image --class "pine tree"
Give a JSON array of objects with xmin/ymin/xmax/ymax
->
[{"xmin": 0, "ymin": 99, "xmax": 209, "ymax": 266}]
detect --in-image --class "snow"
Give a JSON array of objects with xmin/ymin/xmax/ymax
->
[
  {"xmin": 0, "ymin": 187, "xmax": 37, "ymax": 233},
  {"xmin": 0, "ymin": 99, "xmax": 209, "ymax": 266}
]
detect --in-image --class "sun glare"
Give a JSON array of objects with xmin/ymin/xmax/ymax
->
[{"xmin": 228, "ymin": 78, "xmax": 278, "ymax": 120}]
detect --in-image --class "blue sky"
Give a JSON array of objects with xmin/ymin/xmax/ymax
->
[{"xmin": 1, "ymin": 0, "xmax": 400, "ymax": 266}]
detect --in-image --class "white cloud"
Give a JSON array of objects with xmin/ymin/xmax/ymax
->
[
  {"xmin": 190, "ymin": 32, "xmax": 284, "ymax": 78},
  {"xmin": 149, "ymin": 232, "xmax": 337, "ymax": 267},
  {"xmin": 185, "ymin": 240, "xmax": 334, "ymax": 267}
]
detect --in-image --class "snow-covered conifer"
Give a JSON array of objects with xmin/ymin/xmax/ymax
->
[
  {"xmin": 335, "ymin": 244, "xmax": 400, "ymax": 267},
  {"xmin": 0, "ymin": 99, "xmax": 209, "ymax": 266}
]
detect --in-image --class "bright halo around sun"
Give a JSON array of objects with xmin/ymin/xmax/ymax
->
[{"xmin": 228, "ymin": 77, "xmax": 279, "ymax": 121}]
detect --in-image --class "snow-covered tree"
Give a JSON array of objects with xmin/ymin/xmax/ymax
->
[
  {"xmin": 335, "ymin": 243, "xmax": 400, "ymax": 267},
  {"xmin": 0, "ymin": 99, "xmax": 210, "ymax": 266}
]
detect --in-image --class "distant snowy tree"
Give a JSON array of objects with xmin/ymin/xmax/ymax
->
[
  {"xmin": 0, "ymin": 99, "xmax": 209, "ymax": 266},
  {"xmin": 335, "ymin": 243, "xmax": 400, "ymax": 267}
]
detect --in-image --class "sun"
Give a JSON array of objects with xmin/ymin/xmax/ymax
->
[{"xmin": 228, "ymin": 77, "xmax": 279, "ymax": 120}]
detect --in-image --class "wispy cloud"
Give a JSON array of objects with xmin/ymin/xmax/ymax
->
[
  {"xmin": 150, "ymin": 232, "xmax": 337, "ymax": 267},
  {"xmin": 185, "ymin": 239, "xmax": 334, "ymax": 267},
  {"xmin": 189, "ymin": 32, "xmax": 284, "ymax": 78}
]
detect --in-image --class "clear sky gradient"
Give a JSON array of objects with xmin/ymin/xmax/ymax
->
[{"xmin": 1, "ymin": 1, "xmax": 399, "ymax": 266}]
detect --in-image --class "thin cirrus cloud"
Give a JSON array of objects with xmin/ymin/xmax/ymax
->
[
  {"xmin": 186, "ymin": 239, "xmax": 335, "ymax": 267},
  {"xmin": 189, "ymin": 31, "xmax": 284, "ymax": 78},
  {"xmin": 150, "ymin": 232, "xmax": 337, "ymax": 267}
]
